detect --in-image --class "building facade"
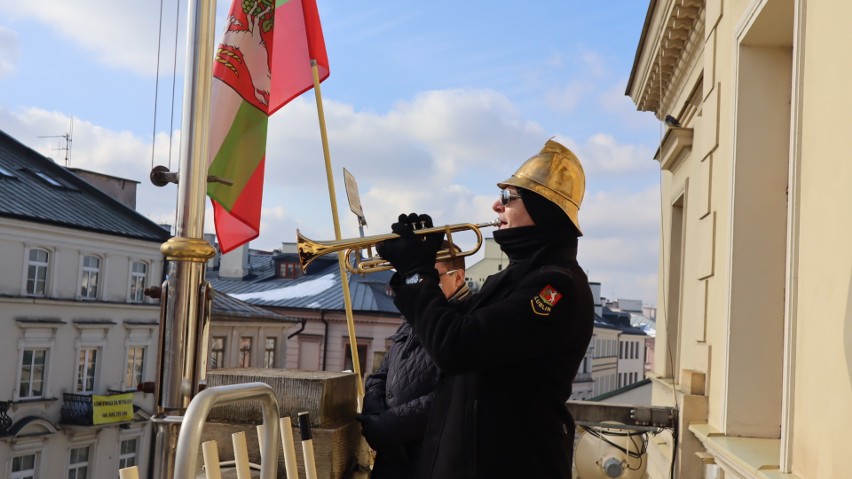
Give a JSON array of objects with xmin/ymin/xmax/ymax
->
[
  {"xmin": 0, "ymin": 130, "xmax": 169, "ymax": 479},
  {"xmin": 627, "ymin": 0, "xmax": 852, "ymax": 477}
]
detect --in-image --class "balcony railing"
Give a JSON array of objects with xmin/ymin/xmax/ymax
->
[
  {"xmin": 61, "ymin": 393, "xmax": 93, "ymax": 426},
  {"xmin": 0, "ymin": 401, "xmax": 11, "ymax": 434}
]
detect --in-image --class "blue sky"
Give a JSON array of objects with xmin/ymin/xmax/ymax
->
[{"xmin": 0, "ymin": 0, "xmax": 662, "ymax": 304}]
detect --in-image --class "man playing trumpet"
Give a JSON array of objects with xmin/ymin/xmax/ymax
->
[{"xmin": 376, "ymin": 139, "xmax": 594, "ymax": 478}]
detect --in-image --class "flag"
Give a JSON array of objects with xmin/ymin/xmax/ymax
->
[{"xmin": 207, "ymin": 0, "xmax": 329, "ymax": 254}]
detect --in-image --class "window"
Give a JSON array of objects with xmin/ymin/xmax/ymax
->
[
  {"xmin": 210, "ymin": 337, "xmax": 225, "ymax": 369},
  {"xmin": 80, "ymin": 255, "xmax": 100, "ymax": 299},
  {"xmin": 264, "ymin": 337, "xmax": 276, "ymax": 368},
  {"xmin": 278, "ymin": 262, "xmax": 300, "ymax": 278},
  {"xmin": 19, "ymin": 348, "xmax": 46, "ymax": 399},
  {"xmin": 343, "ymin": 342, "xmax": 369, "ymax": 372},
  {"xmin": 129, "ymin": 262, "xmax": 147, "ymax": 303},
  {"xmin": 26, "ymin": 248, "xmax": 49, "ymax": 296},
  {"xmin": 239, "ymin": 337, "xmax": 252, "ymax": 368},
  {"xmin": 0, "ymin": 165, "xmax": 16, "ymax": 177},
  {"xmin": 11, "ymin": 453, "xmax": 37, "ymax": 479},
  {"xmin": 76, "ymin": 348, "xmax": 98, "ymax": 393},
  {"xmin": 125, "ymin": 346, "xmax": 145, "ymax": 389},
  {"xmin": 118, "ymin": 438, "xmax": 138, "ymax": 470},
  {"xmin": 35, "ymin": 171, "xmax": 62, "ymax": 187},
  {"xmin": 67, "ymin": 446, "xmax": 90, "ymax": 479}
]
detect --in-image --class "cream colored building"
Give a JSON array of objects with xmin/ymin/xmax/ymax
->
[
  {"xmin": 0, "ymin": 130, "xmax": 169, "ymax": 479},
  {"xmin": 627, "ymin": 0, "xmax": 852, "ymax": 477}
]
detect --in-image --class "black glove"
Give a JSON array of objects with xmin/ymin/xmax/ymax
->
[
  {"xmin": 356, "ymin": 413, "xmax": 387, "ymax": 449},
  {"xmin": 376, "ymin": 213, "xmax": 443, "ymax": 279}
]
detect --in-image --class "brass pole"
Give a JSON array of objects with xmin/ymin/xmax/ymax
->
[
  {"xmin": 310, "ymin": 60, "xmax": 365, "ymax": 404},
  {"xmin": 152, "ymin": 0, "xmax": 217, "ymax": 477}
]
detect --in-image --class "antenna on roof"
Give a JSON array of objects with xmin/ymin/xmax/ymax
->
[{"xmin": 38, "ymin": 117, "xmax": 74, "ymax": 166}]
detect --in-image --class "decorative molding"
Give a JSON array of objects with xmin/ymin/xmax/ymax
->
[
  {"xmin": 657, "ymin": 127, "xmax": 694, "ymax": 171},
  {"xmin": 636, "ymin": 0, "xmax": 706, "ymax": 114}
]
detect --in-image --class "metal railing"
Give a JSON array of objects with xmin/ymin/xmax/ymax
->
[{"xmin": 172, "ymin": 382, "xmax": 280, "ymax": 479}]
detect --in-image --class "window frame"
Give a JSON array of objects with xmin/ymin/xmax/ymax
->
[
  {"xmin": 10, "ymin": 452, "xmax": 38, "ymax": 479},
  {"xmin": 264, "ymin": 337, "xmax": 277, "ymax": 368},
  {"xmin": 67, "ymin": 444, "xmax": 93, "ymax": 479},
  {"xmin": 118, "ymin": 437, "xmax": 139, "ymax": 470},
  {"xmin": 342, "ymin": 338, "xmax": 371, "ymax": 373},
  {"xmin": 24, "ymin": 247, "xmax": 51, "ymax": 297},
  {"xmin": 76, "ymin": 347, "xmax": 99, "ymax": 394},
  {"xmin": 14, "ymin": 322, "xmax": 60, "ymax": 402},
  {"xmin": 125, "ymin": 345, "xmax": 146, "ymax": 390},
  {"xmin": 210, "ymin": 336, "xmax": 226, "ymax": 369},
  {"xmin": 79, "ymin": 254, "xmax": 102, "ymax": 300},
  {"xmin": 129, "ymin": 260, "xmax": 149, "ymax": 303},
  {"xmin": 239, "ymin": 336, "xmax": 253, "ymax": 368},
  {"xmin": 123, "ymin": 323, "xmax": 155, "ymax": 391},
  {"xmin": 18, "ymin": 348, "xmax": 47, "ymax": 400}
]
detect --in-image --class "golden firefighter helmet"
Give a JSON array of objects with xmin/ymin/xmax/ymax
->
[{"xmin": 497, "ymin": 139, "xmax": 586, "ymax": 234}]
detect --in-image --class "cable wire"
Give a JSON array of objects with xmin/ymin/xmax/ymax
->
[{"xmin": 149, "ymin": 0, "xmax": 167, "ymax": 170}]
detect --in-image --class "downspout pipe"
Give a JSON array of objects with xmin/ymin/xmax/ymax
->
[
  {"xmin": 287, "ymin": 318, "xmax": 307, "ymax": 339},
  {"xmin": 321, "ymin": 310, "xmax": 329, "ymax": 371}
]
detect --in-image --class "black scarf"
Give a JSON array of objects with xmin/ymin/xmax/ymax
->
[{"xmin": 493, "ymin": 226, "xmax": 578, "ymax": 265}]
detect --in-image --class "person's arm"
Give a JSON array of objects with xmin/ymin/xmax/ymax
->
[
  {"xmin": 362, "ymin": 351, "xmax": 390, "ymax": 415},
  {"xmin": 363, "ymin": 390, "xmax": 436, "ymax": 446},
  {"xmin": 396, "ymin": 269, "xmax": 583, "ymax": 374}
]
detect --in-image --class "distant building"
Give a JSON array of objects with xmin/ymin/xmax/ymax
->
[
  {"xmin": 207, "ymin": 291, "xmax": 301, "ymax": 370},
  {"xmin": 0, "ymin": 129, "xmax": 169, "ymax": 479},
  {"xmin": 463, "ymin": 237, "xmax": 507, "ymax": 292},
  {"xmin": 207, "ymin": 243, "xmax": 403, "ymax": 378}
]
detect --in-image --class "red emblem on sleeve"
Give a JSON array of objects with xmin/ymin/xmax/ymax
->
[
  {"xmin": 530, "ymin": 284, "xmax": 563, "ymax": 316},
  {"xmin": 539, "ymin": 285, "xmax": 562, "ymax": 306}
]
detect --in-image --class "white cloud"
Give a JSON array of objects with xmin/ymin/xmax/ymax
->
[
  {"xmin": 0, "ymin": 0, "xmax": 185, "ymax": 76},
  {"xmin": 562, "ymin": 132, "xmax": 658, "ymax": 177},
  {"xmin": 545, "ymin": 81, "xmax": 594, "ymax": 114},
  {"xmin": 0, "ymin": 27, "xmax": 19, "ymax": 78},
  {"xmin": 0, "ymin": 84, "xmax": 660, "ymax": 303}
]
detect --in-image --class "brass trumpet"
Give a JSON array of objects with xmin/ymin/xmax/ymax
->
[{"xmin": 297, "ymin": 220, "xmax": 501, "ymax": 275}]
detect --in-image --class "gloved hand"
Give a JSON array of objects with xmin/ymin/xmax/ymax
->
[
  {"xmin": 376, "ymin": 213, "xmax": 443, "ymax": 279},
  {"xmin": 356, "ymin": 413, "xmax": 388, "ymax": 449}
]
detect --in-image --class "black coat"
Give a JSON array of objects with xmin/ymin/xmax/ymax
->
[
  {"xmin": 392, "ymin": 238, "xmax": 594, "ymax": 479},
  {"xmin": 362, "ymin": 321, "xmax": 441, "ymax": 478}
]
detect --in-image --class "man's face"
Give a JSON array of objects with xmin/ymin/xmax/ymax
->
[
  {"xmin": 492, "ymin": 186, "xmax": 535, "ymax": 230},
  {"xmin": 435, "ymin": 261, "xmax": 464, "ymax": 299}
]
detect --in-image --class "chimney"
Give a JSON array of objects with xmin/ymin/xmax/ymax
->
[
  {"xmin": 219, "ymin": 243, "xmax": 249, "ymax": 279},
  {"xmin": 589, "ymin": 282, "xmax": 602, "ymax": 317},
  {"xmin": 68, "ymin": 168, "xmax": 139, "ymax": 210}
]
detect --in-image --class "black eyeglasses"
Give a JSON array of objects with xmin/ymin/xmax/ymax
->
[{"xmin": 500, "ymin": 189, "xmax": 522, "ymax": 206}]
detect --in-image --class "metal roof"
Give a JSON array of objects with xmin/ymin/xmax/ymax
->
[
  {"xmin": 208, "ymin": 253, "xmax": 400, "ymax": 315},
  {"xmin": 212, "ymin": 291, "xmax": 298, "ymax": 323},
  {"xmin": 0, "ymin": 129, "xmax": 170, "ymax": 243}
]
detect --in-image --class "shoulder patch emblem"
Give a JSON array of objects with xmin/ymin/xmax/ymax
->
[{"xmin": 531, "ymin": 284, "xmax": 563, "ymax": 316}]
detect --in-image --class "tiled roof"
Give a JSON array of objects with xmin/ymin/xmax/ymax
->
[{"xmin": 0, "ymin": 129, "xmax": 170, "ymax": 243}]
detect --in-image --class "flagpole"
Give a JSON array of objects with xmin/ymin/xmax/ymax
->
[{"xmin": 310, "ymin": 60, "xmax": 365, "ymax": 405}]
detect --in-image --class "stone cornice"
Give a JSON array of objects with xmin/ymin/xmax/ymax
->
[{"xmin": 627, "ymin": 0, "xmax": 705, "ymax": 116}]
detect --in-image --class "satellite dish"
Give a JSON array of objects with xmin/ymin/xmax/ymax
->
[{"xmin": 574, "ymin": 422, "xmax": 648, "ymax": 478}]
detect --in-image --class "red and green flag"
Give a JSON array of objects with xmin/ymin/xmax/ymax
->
[{"xmin": 207, "ymin": 0, "xmax": 329, "ymax": 254}]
